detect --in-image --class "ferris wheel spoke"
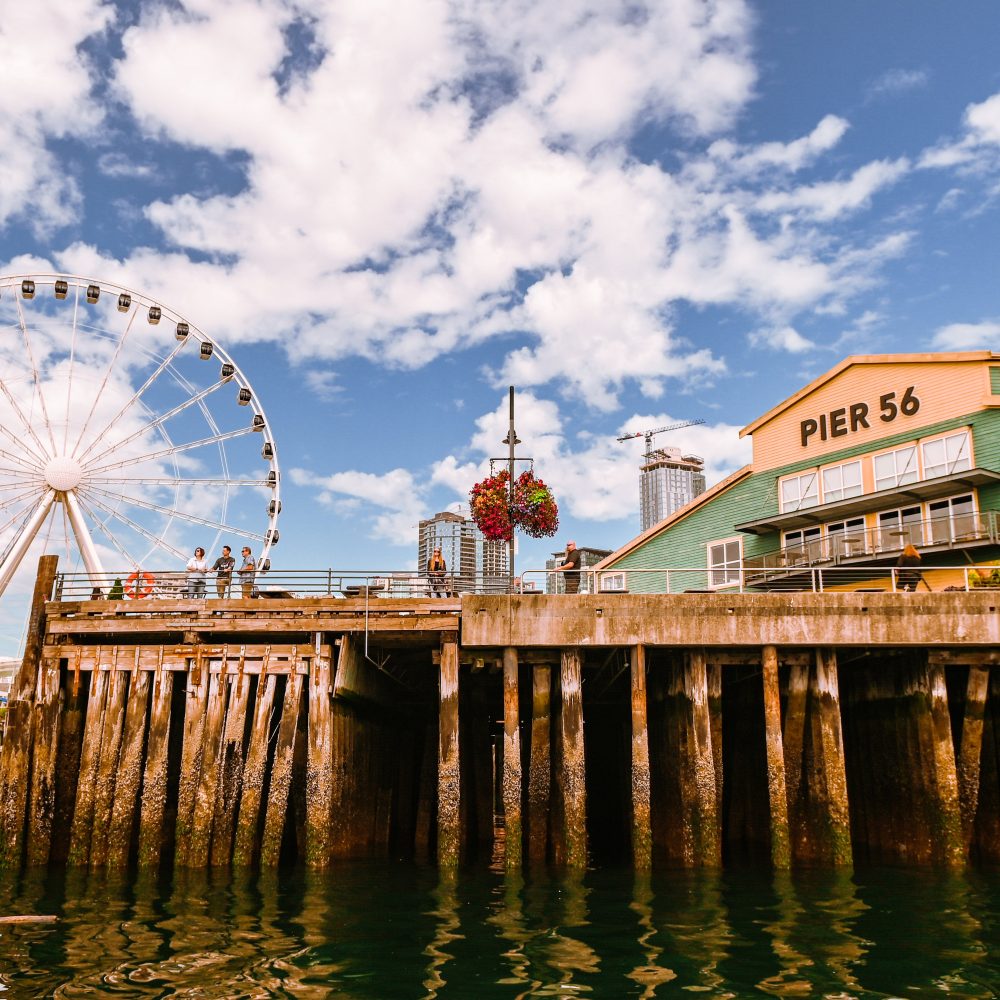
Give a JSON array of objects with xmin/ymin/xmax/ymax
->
[
  {"xmin": 0, "ymin": 374, "xmax": 51, "ymax": 464},
  {"xmin": 75, "ymin": 335, "xmax": 194, "ymax": 463},
  {"xmin": 85, "ymin": 425, "xmax": 258, "ymax": 475},
  {"xmin": 70, "ymin": 305, "xmax": 140, "ymax": 459},
  {"xmin": 73, "ymin": 492, "xmax": 148, "ymax": 569},
  {"xmin": 13, "ymin": 293, "xmax": 58, "ymax": 456},
  {"xmin": 0, "ymin": 445, "xmax": 44, "ymax": 474},
  {"xmin": 63, "ymin": 284, "xmax": 81, "ymax": 454},
  {"xmin": 77, "ymin": 489, "xmax": 189, "ymax": 562},
  {"xmin": 0, "ymin": 490, "xmax": 42, "ymax": 527},
  {"xmin": 88, "ymin": 476, "xmax": 271, "ymax": 487},
  {"xmin": 84, "ymin": 485, "xmax": 266, "ymax": 541},
  {"xmin": 84, "ymin": 378, "xmax": 231, "ymax": 467}
]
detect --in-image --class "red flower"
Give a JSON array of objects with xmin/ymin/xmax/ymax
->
[{"xmin": 470, "ymin": 470, "xmax": 559, "ymax": 541}]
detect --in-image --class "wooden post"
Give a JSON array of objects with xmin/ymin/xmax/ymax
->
[
  {"xmin": 958, "ymin": 665, "xmax": 990, "ymax": 849},
  {"xmin": 107, "ymin": 667, "xmax": 151, "ymax": 868},
  {"xmin": 188, "ymin": 670, "xmax": 227, "ymax": 867},
  {"xmin": 233, "ymin": 669, "xmax": 277, "ymax": 867},
  {"xmin": 813, "ymin": 648, "xmax": 852, "ymax": 866},
  {"xmin": 67, "ymin": 665, "xmax": 109, "ymax": 866},
  {"xmin": 926, "ymin": 660, "xmax": 964, "ymax": 867},
  {"xmin": 527, "ymin": 664, "xmax": 551, "ymax": 866},
  {"xmin": 683, "ymin": 649, "xmax": 720, "ymax": 867},
  {"xmin": 559, "ymin": 649, "xmax": 587, "ymax": 869},
  {"xmin": 437, "ymin": 638, "xmax": 460, "ymax": 868},
  {"xmin": 413, "ymin": 720, "xmax": 437, "ymax": 862},
  {"xmin": 174, "ymin": 651, "xmax": 210, "ymax": 865},
  {"xmin": 211, "ymin": 666, "xmax": 254, "ymax": 865},
  {"xmin": 707, "ymin": 659, "xmax": 723, "ymax": 838},
  {"xmin": 306, "ymin": 643, "xmax": 334, "ymax": 869},
  {"xmin": 88, "ymin": 666, "xmax": 129, "ymax": 867},
  {"xmin": 502, "ymin": 647, "xmax": 522, "ymax": 870},
  {"xmin": 25, "ymin": 653, "xmax": 64, "ymax": 866},
  {"xmin": 761, "ymin": 645, "xmax": 791, "ymax": 869},
  {"xmin": 782, "ymin": 659, "xmax": 809, "ymax": 855},
  {"xmin": 261, "ymin": 668, "xmax": 304, "ymax": 866},
  {"xmin": 630, "ymin": 645, "xmax": 652, "ymax": 872},
  {"xmin": 0, "ymin": 554, "xmax": 58, "ymax": 870},
  {"xmin": 137, "ymin": 664, "xmax": 174, "ymax": 868}
]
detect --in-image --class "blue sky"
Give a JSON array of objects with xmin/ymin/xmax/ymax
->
[{"xmin": 1, "ymin": 0, "xmax": 999, "ymax": 652}]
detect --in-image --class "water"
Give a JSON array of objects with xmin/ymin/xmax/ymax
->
[{"xmin": 2, "ymin": 863, "xmax": 1000, "ymax": 998}]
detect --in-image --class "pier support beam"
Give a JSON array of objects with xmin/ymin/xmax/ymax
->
[
  {"xmin": 107, "ymin": 666, "xmax": 151, "ymax": 867},
  {"xmin": 812, "ymin": 648, "xmax": 852, "ymax": 867},
  {"xmin": 926, "ymin": 660, "xmax": 964, "ymax": 867},
  {"xmin": 26, "ymin": 651, "xmax": 64, "ymax": 867},
  {"xmin": 683, "ymin": 649, "xmax": 721, "ymax": 867},
  {"xmin": 630, "ymin": 645, "xmax": 652, "ymax": 872},
  {"xmin": 958, "ymin": 665, "xmax": 990, "ymax": 850},
  {"xmin": 557, "ymin": 649, "xmax": 587, "ymax": 869},
  {"xmin": 306, "ymin": 643, "xmax": 334, "ymax": 869},
  {"xmin": 437, "ymin": 637, "xmax": 460, "ymax": 868},
  {"xmin": 527, "ymin": 663, "xmax": 551, "ymax": 866},
  {"xmin": 137, "ymin": 664, "xmax": 174, "ymax": 868},
  {"xmin": 261, "ymin": 668, "xmax": 304, "ymax": 866},
  {"xmin": 502, "ymin": 648, "xmax": 522, "ymax": 870},
  {"xmin": 233, "ymin": 666, "xmax": 277, "ymax": 867},
  {"xmin": 761, "ymin": 645, "xmax": 791, "ymax": 869}
]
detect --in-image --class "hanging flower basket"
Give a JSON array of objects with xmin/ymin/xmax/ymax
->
[{"xmin": 470, "ymin": 470, "xmax": 559, "ymax": 541}]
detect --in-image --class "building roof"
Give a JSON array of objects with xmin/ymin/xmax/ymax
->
[
  {"xmin": 740, "ymin": 351, "xmax": 1000, "ymax": 439},
  {"xmin": 593, "ymin": 465, "xmax": 753, "ymax": 569}
]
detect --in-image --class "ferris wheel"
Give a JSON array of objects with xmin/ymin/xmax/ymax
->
[{"xmin": 0, "ymin": 273, "xmax": 281, "ymax": 597}]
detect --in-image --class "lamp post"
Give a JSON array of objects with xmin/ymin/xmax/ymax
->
[{"xmin": 502, "ymin": 386, "xmax": 521, "ymax": 593}]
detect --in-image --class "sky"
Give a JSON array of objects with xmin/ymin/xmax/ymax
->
[{"xmin": 1, "ymin": 0, "xmax": 999, "ymax": 652}]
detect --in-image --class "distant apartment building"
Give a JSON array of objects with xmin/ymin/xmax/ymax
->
[
  {"xmin": 545, "ymin": 545, "xmax": 612, "ymax": 594},
  {"xmin": 417, "ymin": 511, "xmax": 509, "ymax": 593},
  {"xmin": 639, "ymin": 446, "xmax": 706, "ymax": 531}
]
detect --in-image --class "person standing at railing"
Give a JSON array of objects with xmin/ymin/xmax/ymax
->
[
  {"xmin": 896, "ymin": 543, "xmax": 926, "ymax": 592},
  {"xmin": 238, "ymin": 546, "xmax": 256, "ymax": 599},
  {"xmin": 186, "ymin": 546, "xmax": 209, "ymax": 597},
  {"xmin": 427, "ymin": 547, "xmax": 448, "ymax": 597},
  {"xmin": 212, "ymin": 545, "xmax": 235, "ymax": 598},
  {"xmin": 556, "ymin": 540, "xmax": 581, "ymax": 594}
]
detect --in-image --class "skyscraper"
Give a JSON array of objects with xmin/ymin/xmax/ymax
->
[
  {"xmin": 417, "ymin": 511, "xmax": 509, "ymax": 593},
  {"xmin": 639, "ymin": 446, "xmax": 706, "ymax": 532}
]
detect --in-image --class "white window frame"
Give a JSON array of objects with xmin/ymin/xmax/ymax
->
[
  {"xmin": 873, "ymin": 444, "xmax": 919, "ymax": 492},
  {"xmin": 708, "ymin": 537, "xmax": 742, "ymax": 588},
  {"xmin": 820, "ymin": 460, "xmax": 863, "ymax": 503},
  {"xmin": 779, "ymin": 471, "xmax": 820, "ymax": 512},
  {"xmin": 920, "ymin": 430, "xmax": 972, "ymax": 480},
  {"xmin": 597, "ymin": 571, "xmax": 627, "ymax": 593}
]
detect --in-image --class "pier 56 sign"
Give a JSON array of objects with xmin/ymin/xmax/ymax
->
[{"xmin": 801, "ymin": 386, "xmax": 920, "ymax": 447}]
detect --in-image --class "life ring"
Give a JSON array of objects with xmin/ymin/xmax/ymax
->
[{"xmin": 125, "ymin": 571, "xmax": 155, "ymax": 599}]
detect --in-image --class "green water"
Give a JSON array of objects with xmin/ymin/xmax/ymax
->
[{"xmin": 1, "ymin": 864, "xmax": 999, "ymax": 998}]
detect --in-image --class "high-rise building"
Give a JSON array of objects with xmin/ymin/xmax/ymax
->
[
  {"xmin": 417, "ymin": 511, "xmax": 509, "ymax": 593},
  {"xmin": 639, "ymin": 446, "xmax": 706, "ymax": 531}
]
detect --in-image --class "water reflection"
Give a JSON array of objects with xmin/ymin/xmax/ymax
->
[{"xmin": 0, "ymin": 864, "xmax": 999, "ymax": 997}]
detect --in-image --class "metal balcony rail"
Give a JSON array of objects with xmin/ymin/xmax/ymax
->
[
  {"xmin": 743, "ymin": 509, "xmax": 999, "ymax": 575},
  {"xmin": 50, "ymin": 569, "xmax": 514, "ymax": 602},
  {"xmin": 518, "ymin": 565, "xmax": 996, "ymax": 595}
]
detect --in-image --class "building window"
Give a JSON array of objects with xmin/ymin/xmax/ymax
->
[
  {"xmin": 927, "ymin": 494, "xmax": 978, "ymax": 544},
  {"xmin": 779, "ymin": 471, "xmax": 819, "ymax": 512},
  {"xmin": 827, "ymin": 517, "xmax": 867, "ymax": 558},
  {"xmin": 783, "ymin": 527, "xmax": 822, "ymax": 565},
  {"xmin": 991, "ymin": 366, "xmax": 1000, "ymax": 395},
  {"xmin": 921, "ymin": 430, "xmax": 971, "ymax": 480},
  {"xmin": 873, "ymin": 445, "xmax": 918, "ymax": 491},
  {"xmin": 598, "ymin": 571, "xmax": 627, "ymax": 593},
  {"xmin": 821, "ymin": 460, "xmax": 863, "ymax": 503},
  {"xmin": 877, "ymin": 505, "xmax": 922, "ymax": 550},
  {"xmin": 708, "ymin": 538, "xmax": 742, "ymax": 587}
]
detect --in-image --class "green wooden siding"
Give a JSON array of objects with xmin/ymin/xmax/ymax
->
[{"xmin": 610, "ymin": 407, "xmax": 1000, "ymax": 593}]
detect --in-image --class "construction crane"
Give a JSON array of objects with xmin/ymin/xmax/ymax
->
[{"xmin": 616, "ymin": 419, "xmax": 706, "ymax": 462}]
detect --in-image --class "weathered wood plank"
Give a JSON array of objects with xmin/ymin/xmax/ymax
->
[
  {"xmin": 682, "ymin": 649, "xmax": 720, "ymax": 867},
  {"xmin": 174, "ymin": 654, "xmax": 211, "ymax": 865},
  {"xmin": 50, "ymin": 663, "xmax": 87, "ymax": 865},
  {"xmin": 260, "ymin": 669, "xmax": 304, "ymax": 866},
  {"xmin": 233, "ymin": 662, "xmax": 277, "ymax": 867},
  {"xmin": 813, "ymin": 648, "xmax": 853, "ymax": 867},
  {"xmin": 925, "ymin": 660, "xmax": 964, "ymax": 867},
  {"xmin": 761, "ymin": 645, "xmax": 791, "ymax": 870},
  {"xmin": 306, "ymin": 645, "xmax": 334, "ymax": 868},
  {"xmin": 630, "ymin": 645, "xmax": 652, "ymax": 873},
  {"xmin": 527, "ymin": 664, "xmax": 551, "ymax": 866},
  {"xmin": 502, "ymin": 648, "xmax": 522, "ymax": 871},
  {"xmin": 559, "ymin": 649, "xmax": 587, "ymax": 870},
  {"xmin": 107, "ymin": 666, "xmax": 152, "ymax": 868},
  {"xmin": 783, "ymin": 658, "xmax": 810, "ymax": 856},
  {"xmin": 187, "ymin": 671, "xmax": 228, "ymax": 867},
  {"xmin": 137, "ymin": 663, "xmax": 174, "ymax": 868},
  {"xmin": 25, "ymin": 655, "xmax": 64, "ymax": 866},
  {"xmin": 437, "ymin": 638, "xmax": 461, "ymax": 868},
  {"xmin": 210, "ymin": 663, "xmax": 254, "ymax": 866},
  {"xmin": 88, "ymin": 667, "xmax": 129, "ymax": 867},
  {"xmin": 67, "ymin": 666, "xmax": 110, "ymax": 866},
  {"xmin": 46, "ymin": 615, "xmax": 459, "ymax": 635}
]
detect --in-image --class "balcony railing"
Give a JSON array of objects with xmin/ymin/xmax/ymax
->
[{"xmin": 743, "ymin": 509, "xmax": 999, "ymax": 577}]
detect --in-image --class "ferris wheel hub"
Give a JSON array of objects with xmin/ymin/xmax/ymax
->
[{"xmin": 44, "ymin": 455, "xmax": 84, "ymax": 492}]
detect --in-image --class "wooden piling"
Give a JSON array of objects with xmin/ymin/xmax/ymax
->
[
  {"xmin": 527, "ymin": 664, "xmax": 551, "ymax": 866},
  {"xmin": 782, "ymin": 659, "xmax": 809, "ymax": 855},
  {"xmin": 558, "ymin": 649, "xmax": 587, "ymax": 869},
  {"xmin": 437, "ymin": 638, "xmax": 461, "ymax": 868},
  {"xmin": 88, "ymin": 666, "xmax": 129, "ymax": 867},
  {"xmin": 306, "ymin": 643, "xmax": 334, "ymax": 869},
  {"xmin": 630, "ymin": 645, "xmax": 652, "ymax": 872},
  {"xmin": 107, "ymin": 666, "xmax": 151, "ymax": 868},
  {"xmin": 502, "ymin": 647, "xmax": 522, "ymax": 870},
  {"xmin": 174, "ymin": 653, "xmax": 211, "ymax": 865},
  {"xmin": 413, "ymin": 720, "xmax": 437, "ymax": 862},
  {"xmin": 51, "ymin": 662, "xmax": 87, "ymax": 865},
  {"xmin": 926, "ymin": 661, "xmax": 964, "ymax": 867},
  {"xmin": 761, "ymin": 645, "xmax": 791, "ymax": 870},
  {"xmin": 260, "ymin": 668, "xmax": 304, "ymax": 866},
  {"xmin": 137, "ymin": 663, "xmax": 174, "ymax": 868},
  {"xmin": 0, "ymin": 555, "xmax": 58, "ymax": 870},
  {"xmin": 707, "ymin": 660, "xmax": 723, "ymax": 838},
  {"xmin": 187, "ymin": 670, "xmax": 227, "ymax": 867},
  {"xmin": 813, "ymin": 648, "xmax": 852, "ymax": 867},
  {"xmin": 25, "ymin": 653, "xmax": 64, "ymax": 866},
  {"xmin": 958, "ymin": 665, "xmax": 990, "ymax": 848},
  {"xmin": 67, "ymin": 665, "xmax": 109, "ymax": 866},
  {"xmin": 683, "ymin": 649, "xmax": 720, "ymax": 867},
  {"xmin": 233, "ymin": 667, "xmax": 277, "ymax": 867},
  {"xmin": 211, "ymin": 665, "xmax": 254, "ymax": 865}
]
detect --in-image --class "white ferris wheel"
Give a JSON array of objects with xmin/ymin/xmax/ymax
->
[{"xmin": 0, "ymin": 273, "xmax": 281, "ymax": 597}]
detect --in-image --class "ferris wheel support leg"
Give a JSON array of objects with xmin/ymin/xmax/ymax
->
[
  {"xmin": 64, "ymin": 489, "xmax": 106, "ymax": 585},
  {"xmin": 0, "ymin": 490, "xmax": 57, "ymax": 599}
]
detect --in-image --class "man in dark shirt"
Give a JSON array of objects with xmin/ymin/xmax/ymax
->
[
  {"xmin": 212, "ymin": 545, "xmax": 235, "ymax": 598},
  {"xmin": 556, "ymin": 540, "xmax": 582, "ymax": 594}
]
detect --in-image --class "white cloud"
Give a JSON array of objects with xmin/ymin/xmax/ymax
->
[
  {"xmin": 749, "ymin": 325, "xmax": 816, "ymax": 353},
  {"xmin": 931, "ymin": 321, "xmax": 1000, "ymax": 350},
  {"xmin": 866, "ymin": 68, "xmax": 928, "ymax": 101},
  {"xmin": 919, "ymin": 90, "xmax": 1000, "ymax": 170},
  {"xmin": 708, "ymin": 114, "xmax": 849, "ymax": 174}
]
